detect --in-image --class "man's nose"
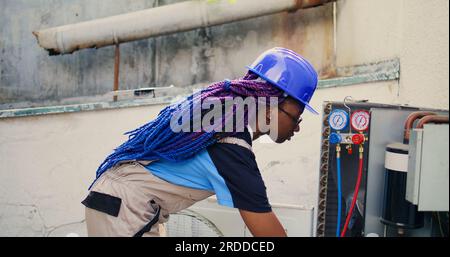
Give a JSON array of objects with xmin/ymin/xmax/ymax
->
[{"xmin": 294, "ymin": 124, "xmax": 300, "ymax": 132}]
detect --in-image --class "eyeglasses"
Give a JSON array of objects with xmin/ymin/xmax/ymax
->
[{"xmin": 278, "ymin": 107, "xmax": 303, "ymax": 127}]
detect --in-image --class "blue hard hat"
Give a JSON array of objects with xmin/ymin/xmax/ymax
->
[{"xmin": 246, "ymin": 47, "xmax": 319, "ymax": 115}]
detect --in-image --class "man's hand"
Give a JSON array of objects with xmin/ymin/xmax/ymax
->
[{"xmin": 239, "ymin": 209, "xmax": 287, "ymax": 237}]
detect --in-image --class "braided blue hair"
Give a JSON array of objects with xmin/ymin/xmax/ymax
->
[{"xmin": 90, "ymin": 72, "xmax": 286, "ymax": 188}]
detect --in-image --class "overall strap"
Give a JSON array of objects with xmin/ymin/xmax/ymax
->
[
  {"xmin": 217, "ymin": 137, "xmax": 253, "ymax": 152},
  {"xmin": 133, "ymin": 200, "xmax": 161, "ymax": 237}
]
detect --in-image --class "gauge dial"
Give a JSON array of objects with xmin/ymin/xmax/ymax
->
[
  {"xmin": 351, "ymin": 110, "xmax": 370, "ymax": 132},
  {"xmin": 329, "ymin": 109, "xmax": 349, "ymax": 131}
]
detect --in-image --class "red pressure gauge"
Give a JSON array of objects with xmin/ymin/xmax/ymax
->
[{"xmin": 350, "ymin": 110, "xmax": 370, "ymax": 132}]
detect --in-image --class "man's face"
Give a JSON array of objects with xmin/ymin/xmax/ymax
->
[{"xmin": 271, "ymin": 98, "xmax": 305, "ymax": 143}]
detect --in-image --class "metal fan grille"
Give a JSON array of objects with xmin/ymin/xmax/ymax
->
[{"xmin": 166, "ymin": 209, "xmax": 224, "ymax": 237}]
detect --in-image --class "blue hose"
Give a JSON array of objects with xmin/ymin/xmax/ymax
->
[{"xmin": 336, "ymin": 154, "xmax": 342, "ymax": 237}]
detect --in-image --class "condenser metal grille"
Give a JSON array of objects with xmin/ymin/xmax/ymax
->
[
  {"xmin": 316, "ymin": 102, "xmax": 331, "ymax": 236},
  {"xmin": 166, "ymin": 209, "xmax": 224, "ymax": 237}
]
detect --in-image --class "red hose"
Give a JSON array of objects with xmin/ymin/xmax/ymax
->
[{"xmin": 340, "ymin": 155, "xmax": 364, "ymax": 237}]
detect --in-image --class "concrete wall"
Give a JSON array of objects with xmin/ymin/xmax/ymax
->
[
  {"xmin": 0, "ymin": 0, "xmax": 157, "ymax": 108},
  {"xmin": 0, "ymin": 0, "xmax": 448, "ymax": 236},
  {"xmin": 0, "ymin": 0, "xmax": 333, "ymax": 109},
  {"xmin": 336, "ymin": 0, "xmax": 449, "ymax": 109}
]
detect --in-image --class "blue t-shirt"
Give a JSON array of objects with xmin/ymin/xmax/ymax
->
[{"xmin": 145, "ymin": 129, "xmax": 271, "ymax": 213}]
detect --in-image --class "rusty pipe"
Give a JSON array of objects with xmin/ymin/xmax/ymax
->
[
  {"xmin": 416, "ymin": 115, "xmax": 449, "ymax": 129},
  {"xmin": 113, "ymin": 44, "xmax": 120, "ymax": 102},
  {"xmin": 294, "ymin": 0, "xmax": 335, "ymax": 9},
  {"xmin": 33, "ymin": 0, "xmax": 335, "ymax": 55},
  {"xmin": 403, "ymin": 111, "xmax": 437, "ymax": 143}
]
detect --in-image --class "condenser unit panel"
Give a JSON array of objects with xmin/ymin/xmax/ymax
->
[
  {"xmin": 407, "ymin": 124, "xmax": 449, "ymax": 211},
  {"xmin": 363, "ymin": 108, "xmax": 414, "ymax": 236}
]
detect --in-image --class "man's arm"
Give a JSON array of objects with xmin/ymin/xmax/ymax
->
[{"xmin": 239, "ymin": 209, "xmax": 287, "ymax": 237}]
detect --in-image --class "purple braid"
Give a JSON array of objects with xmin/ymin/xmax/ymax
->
[{"xmin": 90, "ymin": 71, "xmax": 286, "ymax": 188}]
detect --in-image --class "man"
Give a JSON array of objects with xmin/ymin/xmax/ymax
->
[{"xmin": 82, "ymin": 47, "xmax": 318, "ymax": 237}]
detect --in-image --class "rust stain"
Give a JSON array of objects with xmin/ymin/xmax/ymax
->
[
  {"xmin": 273, "ymin": 4, "xmax": 335, "ymax": 79},
  {"xmin": 318, "ymin": 12, "xmax": 336, "ymax": 79},
  {"xmin": 272, "ymin": 11, "xmax": 306, "ymax": 54},
  {"xmin": 320, "ymin": 4, "xmax": 337, "ymax": 79}
]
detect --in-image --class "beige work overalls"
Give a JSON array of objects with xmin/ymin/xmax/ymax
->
[{"xmin": 83, "ymin": 137, "xmax": 252, "ymax": 237}]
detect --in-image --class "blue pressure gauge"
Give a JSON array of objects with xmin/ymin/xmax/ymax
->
[{"xmin": 328, "ymin": 109, "xmax": 349, "ymax": 131}]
